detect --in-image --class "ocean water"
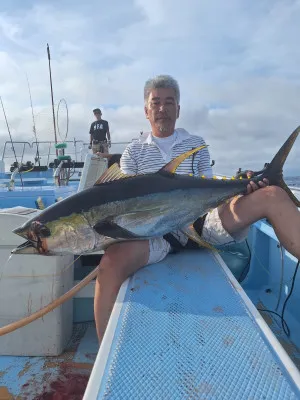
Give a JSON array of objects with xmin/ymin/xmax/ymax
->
[{"xmin": 286, "ymin": 176, "xmax": 300, "ymax": 187}]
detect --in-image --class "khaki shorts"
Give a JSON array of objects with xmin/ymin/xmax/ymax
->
[
  {"xmin": 147, "ymin": 207, "xmax": 249, "ymax": 266},
  {"xmin": 92, "ymin": 141, "xmax": 109, "ymax": 154}
]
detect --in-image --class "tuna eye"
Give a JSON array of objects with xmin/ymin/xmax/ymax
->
[{"xmin": 31, "ymin": 221, "xmax": 51, "ymax": 238}]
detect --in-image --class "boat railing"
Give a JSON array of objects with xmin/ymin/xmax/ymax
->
[
  {"xmin": 31, "ymin": 139, "xmax": 85, "ymax": 165},
  {"xmin": 1, "ymin": 141, "xmax": 32, "ymax": 164},
  {"xmin": 1, "ymin": 138, "xmax": 135, "ymax": 171}
]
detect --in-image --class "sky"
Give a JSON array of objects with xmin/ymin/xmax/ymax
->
[{"xmin": 0, "ymin": 0, "xmax": 300, "ymax": 176}]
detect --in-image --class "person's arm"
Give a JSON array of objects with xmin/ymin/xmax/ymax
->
[
  {"xmin": 120, "ymin": 145, "xmax": 138, "ymax": 175},
  {"xmin": 89, "ymin": 124, "xmax": 93, "ymax": 148},
  {"xmin": 196, "ymin": 139, "xmax": 213, "ymax": 178},
  {"xmin": 106, "ymin": 122, "xmax": 111, "ymax": 147}
]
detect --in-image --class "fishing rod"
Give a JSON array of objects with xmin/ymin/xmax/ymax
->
[
  {"xmin": 0, "ymin": 96, "xmax": 24, "ymax": 187},
  {"xmin": 47, "ymin": 43, "xmax": 58, "ymax": 155},
  {"xmin": 26, "ymin": 74, "xmax": 41, "ymax": 166}
]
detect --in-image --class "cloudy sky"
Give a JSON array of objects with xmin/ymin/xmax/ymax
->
[{"xmin": 0, "ymin": 0, "xmax": 299, "ymax": 176}]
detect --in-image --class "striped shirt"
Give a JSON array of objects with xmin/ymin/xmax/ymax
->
[{"xmin": 120, "ymin": 128, "xmax": 212, "ymax": 177}]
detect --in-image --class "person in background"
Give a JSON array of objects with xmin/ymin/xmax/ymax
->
[{"xmin": 89, "ymin": 108, "xmax": 111, "ymax": 154}]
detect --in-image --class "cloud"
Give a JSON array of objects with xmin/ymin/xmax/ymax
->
[{"xmin": 0, "ymin": 0, "xmax": 300, "ymax": 176}]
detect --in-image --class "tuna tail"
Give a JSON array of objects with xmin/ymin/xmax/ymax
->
[{"xmin": 262, "ymin": 125, "xmax": 300, "ymax": 207}]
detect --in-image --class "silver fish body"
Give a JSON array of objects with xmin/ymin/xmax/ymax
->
[{"xmin": 11, "ymin": 126, "xmax": 300, "ymax": 256}]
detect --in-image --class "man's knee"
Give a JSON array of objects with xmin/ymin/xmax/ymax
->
[
  {"xmin": 256, "ymin": 185, "xmax": 289, "ymax": 204},
  {"xmin": 97, "ymin": 241, "xmax": 149, "ymax": 282}
]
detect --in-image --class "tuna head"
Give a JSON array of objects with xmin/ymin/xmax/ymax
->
[
  {"xmin": 12, "ymin": 220, "xmax": 52, "ymax": 255},
  {"xmin": 11, "ymin": 215, "xmax": 97, "ymax": 255}
]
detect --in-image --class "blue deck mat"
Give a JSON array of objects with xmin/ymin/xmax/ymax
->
[{"xmin": 96, "ymin": 250, "xmax": 300, "ymax": 399}]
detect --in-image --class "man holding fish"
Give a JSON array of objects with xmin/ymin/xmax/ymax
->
[{"xmin": 93, "ymin": 75, "xmax": 300, "ymax": 343}]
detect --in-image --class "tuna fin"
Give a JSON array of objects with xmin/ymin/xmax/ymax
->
[
  {"xmin": 182, "ymin": 224, "xmax": 217, "ymax": 252},
  {"xmin": 93, "ymin": 218, "xmax": 139, "ymax": 239},
  {"xmin": 262, "ymin": 125, "xmax": 300, "ymax": 207},
  {"xmin": 94, "ymin": 163, "xmax": 132, "ymax": 185},
  {"xmin": 159, "ymin": 145, "xmax": 208, "ymax": 174}
]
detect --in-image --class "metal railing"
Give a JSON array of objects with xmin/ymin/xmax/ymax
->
[
  {"xmin": 1, "ymin": 138, "xmax": 133, "ymax": 169},
  {"xmin": 1, "ymin": 141, "xmax": 32, "ymax": 164}
]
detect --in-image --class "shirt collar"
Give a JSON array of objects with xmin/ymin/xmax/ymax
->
[{"xmin": 139, "ymin": 128, "xmax": 192, "ymax": 145}]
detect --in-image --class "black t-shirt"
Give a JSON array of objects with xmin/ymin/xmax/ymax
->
[{"xmin": 89, "ymin": 120, "xmax": 109, "ymax": 141}]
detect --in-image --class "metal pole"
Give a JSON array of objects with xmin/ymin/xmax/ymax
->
[
  {"xmin": 0, "ymin": 96, "xmax": 24, "ymax": 187},
  {"xmin": 47, "ymin": 43, "xmax": 58, "ymax": 154},
  {"xmin": 26, "ymin": 73, "xmax": 41, "ymax": 165}
]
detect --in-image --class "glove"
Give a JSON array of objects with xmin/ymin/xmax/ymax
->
[{"xmin": 88, "ymin": 144, "xmax": 92, "ymax": 150}]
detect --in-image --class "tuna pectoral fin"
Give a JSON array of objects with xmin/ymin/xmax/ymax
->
[
  {"xmin": 159, "ymin": 145, "xmax": 208, "ymax": 174},
  {"xmin": 93, "ymin": 219, "xmax": 139, "ymax": 239},
  {"xmin": 263, "ymin": 125, "xmax": 300, "ymax": 207},
  {"xmin": 182, "ymin": 224, "xmax": 217, "ymax": 252}
]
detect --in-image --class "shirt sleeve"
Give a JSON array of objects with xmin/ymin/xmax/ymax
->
[
  {"xmin": 89, "ymin": 123, "xmax": 93, "ymax": 135},
  {"xmin": 195, "ymin": 138, "xmax": 213, "ymax": 178},
  {"xmin": 120, "ymin": 144, "xmax": 138, "ymax": 175}
]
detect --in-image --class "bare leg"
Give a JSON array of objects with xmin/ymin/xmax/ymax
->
[
  {"xmin": 94, "ymin": 241, "xmax": 149, "ymax": 343},
  {"xmin": 219, "ymin": 186, "xmax": 300, "ymax": 259}
]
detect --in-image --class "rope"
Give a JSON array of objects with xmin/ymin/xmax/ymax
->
[{"xmin": 0, "ymin": 266, "xmax": 98, "ymax": 337}]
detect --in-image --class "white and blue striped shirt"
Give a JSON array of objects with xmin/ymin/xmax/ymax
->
[{"xmin": 120, "ymin": 128, "xmax": 213, "ymax": 177}]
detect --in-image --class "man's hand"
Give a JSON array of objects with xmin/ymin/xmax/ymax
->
[
  {"xmin": 107, "ymin": 140, "xmax": 111, "ymax": 148},
  {"xmin": 88, "ymin": 144, "xmax": 92, "ymax": 150},
  {"xmin": 246, "ymin": 170, "xmax": 269, "ymax": 194}
]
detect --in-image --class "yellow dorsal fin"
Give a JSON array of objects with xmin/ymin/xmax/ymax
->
[
  {"xmin": 94, "ymin": 163, "xmax": 132, "ymax": 185},
  {"xmin": 159, "ymin": 145, "xmax": 208, "ymax": 174}
]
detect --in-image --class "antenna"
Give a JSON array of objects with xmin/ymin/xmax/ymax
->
[
  {"xmin": 47, "ymin": 43, "xmax": 58, "ymax": 154},
  {"xmin": 26, "ymin": 73, "xmax": 41, "ymax": 166},
  {"xmin": 0, "ymin": 96, "xmax": 24, "ymax": 187}
]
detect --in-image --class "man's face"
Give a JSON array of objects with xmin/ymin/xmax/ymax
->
[
  {"xmin": 144, "ymin": 88, "xmax": 180, "ymax": 134},
  {"xmin": 94, "ymin": 112, "xmax": 102, "ymax": 120}
]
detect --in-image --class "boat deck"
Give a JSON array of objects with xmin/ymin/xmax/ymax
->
[
  {"xmin": 84, "ymin": 250, "xmax": 300, "ymax": 400},
  {"xmin": 1, "ymin": 249, "xmax": 300, "ymax": 399},
  {"xmin": 0, "ymin": 322, "xmax": 98, "ymax": 399}
]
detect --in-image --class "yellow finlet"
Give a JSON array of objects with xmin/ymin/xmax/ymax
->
[
  {"xmin": 94, "ymin": 163, "xmax": 133, "ymax": 185},
  {"xmin": 201, "ymin": 175, "xmax": 206, "ymax": 179},
  {"xmin": 160, "ymin": 145, "xmax": 208, "ymax": 174}
]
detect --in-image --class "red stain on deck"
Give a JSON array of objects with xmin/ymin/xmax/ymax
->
[{"xmin": 31, "ymin": 369, "xmax": 90, "ymax": 400}]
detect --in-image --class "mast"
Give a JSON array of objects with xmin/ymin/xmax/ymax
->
[
  {"xmin": 0, "ymin": 96, "xmax": 24, "ymax": 187},
  {"xmin": 47, "ymin": 43, "xmax": 58, "ymax": 151},
  {"xmin": 26, "ymin": 74, "xmax": 41, "ymax": 166}
]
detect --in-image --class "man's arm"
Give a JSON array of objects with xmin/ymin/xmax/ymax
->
[
  {"xmin": 106, "ymin": 122, "xmax": 111, "ymax": 142},
  {"xmin": 89, "ymin": 124, "xmax": 93, "ymax": 148},
  {"xmin": 120, "ymin": 145, "xmax": 138, "ymax": 175},
  {"xmin": 195, "ymin": 139, "xmax": 213, "ymax": 178}
]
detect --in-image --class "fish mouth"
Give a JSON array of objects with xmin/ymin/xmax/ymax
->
[
  {"xmin": 11, "ymin": 238, "xmax": 49, "ymax": 255},
  {"xmin": 11, "ymin": 240, "xmax": 40, "ymax": 255}
]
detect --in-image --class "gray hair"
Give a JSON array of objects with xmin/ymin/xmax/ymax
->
[{"xmin": 144, "ymin": 74, "xmax": 180, "ymax": 104}]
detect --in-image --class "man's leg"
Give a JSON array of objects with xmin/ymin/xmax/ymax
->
[
  {"xmin": 92, "ymin": 142, "xmax": 100, "ymax": 154},
  {"xmin": 94, "ymin": 238, "xmax": 171, "ymax": 343},
  {"xmin": 219, "ymin": 186, "xmax": 300, "ymax": 259},
  {"xmin": 102, "ymin": 142, "xmax": 109, "ymax": 154}
]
